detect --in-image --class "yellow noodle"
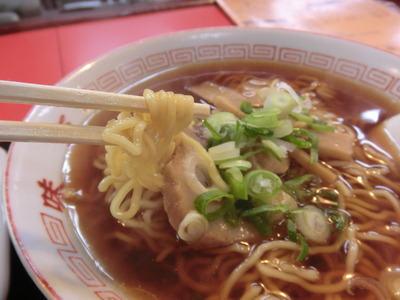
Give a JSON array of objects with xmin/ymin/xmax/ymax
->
[
  {"xmin": 239, "ymin": 284, "xmax": 263, "ymax": 300},
  {"xmin": 345, "ymin": 195, "xmax": 380, "ymax": 211},
  {"xmin": 345, "ymin": 224, "xmax": 359, "ymax": 274},
  {"xmin": 101, "ymin": 89, "xmax": 195, "ymax": 220},
  {"xmin": 356, "ymin": 257, "xmax": 380, "ymax": 278},
  {"xmin": 356, "ymin": 231, "xmax": 400, "ymax": 248},
  {"xmin": 346, "ymin": 202, "xmax": 394, "ymax": 221},
  {"xmin": 257, "ymin": 264, "xmax": 349, "ymax": 294},
  {"xmin": 176, "ymin": 253, "xmax": 219, "ymax": 294},
  {"xmin": 221, "ymin": 241, "xmax": 299, "ymax": 300}
]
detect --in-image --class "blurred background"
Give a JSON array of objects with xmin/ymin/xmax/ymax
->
[{"xmin": 0, "ymin": 0, "xmax": 212, "ymax": 33}]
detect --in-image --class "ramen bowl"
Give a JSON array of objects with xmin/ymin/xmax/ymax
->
[{"xmin": 4, "ymin": 27, "xmax": 400, "ymax": 299}]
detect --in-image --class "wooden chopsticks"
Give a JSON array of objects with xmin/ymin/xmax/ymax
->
[
  {"xmin": 0, "ymin": 80, "xmax": 210, "ymax": 145},
  {"xmin": 0, "ymin": 121, "xmax": 106, "ymax": 145},
  {"xmin": 0, "ymin": 80, "xmax": 210, "ymax": 118}
]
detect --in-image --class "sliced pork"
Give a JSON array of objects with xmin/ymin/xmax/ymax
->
[{"xmin": 163, "ymin": 141, "xmax": 262, "ymax": 249}]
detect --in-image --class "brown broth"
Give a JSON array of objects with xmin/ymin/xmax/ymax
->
[{"xmin": 62, "ymin": 60, "xmax": 400, "ymax": 299}]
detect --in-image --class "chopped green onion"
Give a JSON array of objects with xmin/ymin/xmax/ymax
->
[
  {"xmin": 247, "ymin": 214, "xmax": 272, "ymax": 236},
  {"xmin": 293, "ymin": 205, "xmax": 331, "ymax": 244},
  {"xmin": 314, "ymin": 119, "xmax": 327, "ymax": 125},
  {"xmin": 311, "ymin": 124, "xmax": 335, "ymax": 132},
  {"xmin": 282, "ymin": 174, "xmax": 320, "ymax": 202},
  {"xmin": 264, "ymin": 92, "xmax": 296, "ymax": 117},
  {"xmin": 289, "ymin": 112, "xmax": 314, "ymax": 124},
  {"xmin": 234, "ymin": 121, "xmax": 270, "ymax": 147},
  {"xmin": 241, "ymin": 149, "xmax": 264, "ymax": 160},
  {"xmin": 272, "ymin": 119, "xmax": 294, "ymax": 138},
  {"xmin": 223, "ymin": 167, "xmax": 248, "ymax": 200},
  {"xmin": 194, "ymin": 190, "xmax": 234, "ymax": 221},
  {"xmin": 205, "ymin": 112, "xmax": 238, "ymax": 146},
  {"xmin": 276, "ymin": 81, "xmax": 302, "ymax": 113},
  {"xmin": 296, "ymin": 234, "xmax": 309, "ymax": 262},
  {"xmin": 262, "ymin": 139, "xmax": 286, "ymax": 159},
  {"xmin": 282, "ymin": 128, "xmax": 314, "ymax": 148},
  {"xmin": 208, "ymin": 141, "xmax": 240, "ymax": 161},
  {"xmin": 310, "ymin": 148, "xmax": 318, "ymax": 164},
  {"xmin": 242, "ymin": 107, "xmax": 281, "ymax": 128},
  {"xmin": 245, "ymin": 170, "xmax": 282, "ymax": 201},
  {"xmin": 253, "ymin": 107, "xmax": 281, "ymax": 117},
  {"xmin": 240, "ymin": 101, "xmax": 253, "ymax": 114},
  {"xmin": 234, "ymin": 120, "xmax": 247, "ymax": 146},
  {"xmin": 287, "ymin": 218, "xmax": 297, "ymax": 242},
  {"xmin": 241, "ymin": 122, "xmax": 274, "ymax": 138},
  {"xmin": 207, "ymin": 112, "xmax": 237, "ymax": 130},
  {"xmin": 241, "ymin": 204, "xmax": 290, "ymax": 218},
  {"xmin": 219, "ymin": 159, "xmax": 252, "ymax": 170},
  {"xmin": 310, "ymin": 131, "xmax": 319, "ymax": 164},
  {"xmin": 214, "ymin": 149, "xmax": 262, "ymax": 165},
  {"xmin": 282, "ymin": 128, "xmax": 319, "ymax": 163},
  {"xmin": 202, "ymin": 119, "xmax": 222, "ymax": 141},
  {"xmin": 286, "ymin": 218, "xmax": 309, "ymax": 261},
  {"xmin": 243, "ymin": 196, "xmax": 274, "ymax": 236},
  {"xmin": 325, "ymin": 209, "xmax": 349, "ymax": 233},
  {"xmin": 282, "ymin": 135, "xmax": 312, "ymax": 149}
]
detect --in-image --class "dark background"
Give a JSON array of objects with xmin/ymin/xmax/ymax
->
[{"xmin": 1, "ymin": 142, "xmax": 45, "ymax": 300}]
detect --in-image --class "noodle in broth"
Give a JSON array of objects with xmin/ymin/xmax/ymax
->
[{"xmin": 62, "ymin": 61, "xmax": 400, "ymax": 300}]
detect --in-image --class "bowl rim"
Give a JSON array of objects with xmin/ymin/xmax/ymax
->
[{"xmin": 4, "ymin": 26, "xmax": 400, "ymax": 300}]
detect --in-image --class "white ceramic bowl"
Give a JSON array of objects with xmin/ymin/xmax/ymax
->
[{"xmin": 4, "ymin": 27, "xmax": 400, "ymax": 299}]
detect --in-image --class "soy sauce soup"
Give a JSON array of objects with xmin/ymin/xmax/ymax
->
[{"xmin": 62, "ymin": 60, "xmax": 400, "ymax": 300}]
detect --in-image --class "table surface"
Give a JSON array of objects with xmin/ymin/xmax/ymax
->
[
  {"xmin": 0, "ymin": 4, "xmax": 233, "ymax": 122},
  {"xmin": 0, "ymin": 4, "xmax": 233, "ymax": 299}
]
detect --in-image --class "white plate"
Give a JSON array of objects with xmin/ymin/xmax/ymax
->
[
  {"xmin": 4, "ymin": 27, "xmax": 400, "ymax": 299},
  {"xmin": 0, "ymin": 147, "xmax": 9, "ymax": 300}
]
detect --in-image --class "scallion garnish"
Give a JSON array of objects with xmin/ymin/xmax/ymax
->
[
  {"xmin": 241, "ymin": 204, "xmax": 290, "ymax": 218},
  {"xmin": 286, "ymin": 218, "xmax": 309, "ymax": 261},
  {"xmin": 192, "ymin": 81, "xmax": 341, "ymax": 244},
  {"xmin": 262, "ymin": 139, "xmax": 286, "ymax": 160},
  {"xmin": 219, "ymin": 159, "xmax": 252, "ymax": 171},
  {"xmin": 296, "ymin": 234, "xmax": 309, "ymax": 262},
  {"xmin": 247, "ymin": 214, "xmax": 272, "ymax": 236},
  {"xmin": 194, "ymin": 190, "xmax": 234, "ymax": 221},
  {"xmin": 202, "ymin": 119, "xmax": 222, "ymax": 141},
  {"xmin": 264, "ymin": 92, "xmax": 296, "ymax": 117},
  {"xmin": 208, "ymin": 141, "xmax": 240, "ymax": 161},
  {"xmin": 282, "ymin": 174, "xmax": 320, "ymax": 202},
  {"xmin": 245, "ymin": 170, "xmax": 282, "ymax": 201},
  {"xmin": 272, "ymin": 119, "xmax": 294, "ymax": 138},
  {"xmin": 223, "ymin": 167, "xmax": 248, "ymax": 200},
  {"xmin": 287, "ymin": 218, "xmax": 297, "ymax": 242},
  {"xmin": 289, "ymin": 112, "xmax": 314, "ymax": 124},
  {"xmin": 325, "ymin": 209, "xmax": 349, "ymax": 233},
  {"xmin": 242, "ymin": 107, "xmax": 281, "ymax": 128},
  {"xmin": 311, "ymin": 123, "xmax": 335, "ymax": 132},
  {"xmin": 240, "ymin": 101, "xmax": 254, "ymax": 114},
  {"xmin": 282, "ymin": 128, "xmax": 319, "ymax": 163}
]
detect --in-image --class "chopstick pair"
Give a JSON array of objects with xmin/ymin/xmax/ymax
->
[{"xmin": 0, "ymin": 80, "xmax": 210, "ymax": 145}]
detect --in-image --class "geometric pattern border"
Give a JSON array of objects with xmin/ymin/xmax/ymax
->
[
  {"xmin": 40, "ymin": 212, "xmax": 123, "ymax": 298},
  {"xmin": 82, "ymin": 44, "xmax": 399, "ymax": 102}
]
